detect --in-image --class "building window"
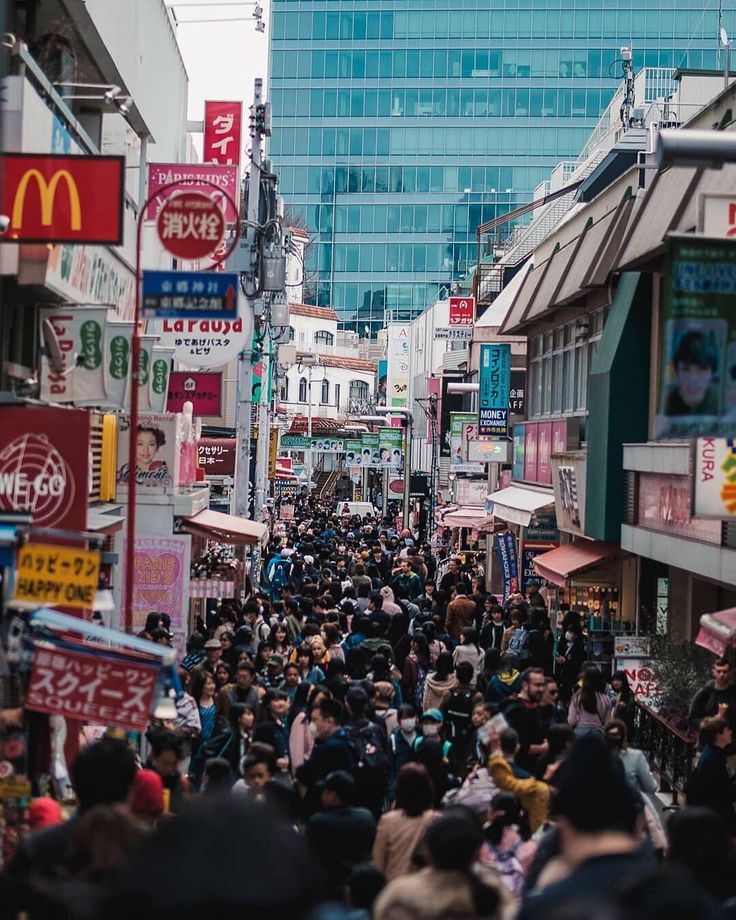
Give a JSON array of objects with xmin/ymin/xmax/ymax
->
[
  {"xmin": 298, "ymin": 377, "xmax": 307, "ymax": 402},
  {"xmin": 349, "ymin": 379, "xmax": 369, "ymax": 402},
  {"xmin": 280, "ymin": 378, "xmax": 289, "ymax": 402},
  {"xmin": 335, "ymin": 383, "xmax": 341, "ymax": 409},
  {"xmin": 321, "ymin": 378, "xmax": 330, "ymax": 404},
  {"xmin": 287, "ymin": 326, "xmax": 295, "ymax": 342},
  {"xmin": 315, "ymin": 330, "xmax": 334, "ymax": 346}
]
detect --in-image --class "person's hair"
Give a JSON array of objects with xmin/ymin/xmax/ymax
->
[
  {"xmin": 509, "ymin": 608, "xmax": 524, "ymax": 626},
  {"xmin": 237, "ymin": 661, "xmax": 256, "ymax": 677},
  {"xmin": 204, "ymin": 757, "xmax": 232, "ymax": 790},
  {"xmin": 454, "ymin": 583, "xmax": 468, "ymax": 596},
  {"xmin": 398, "ymin": 703, "xmax": 417, "ymax": 720},
  {"xmin": 667, "ymin": 807, "xmax": 736, "ymax": 902},
  {"xmin": 455, "ymin": 661, "xmax": 474, "ymax": 686},
  {"xmin": 241, "ymin": 741, "xmax": 277, "ymax": 776},
  {"xmin": 296, "ymin": 644, "xmax": 315, "ymax": 666},
  {"xmin": 499, "ymin": 727, "xmax": 519, "ymax": 757},
  {"xmin": 394, "ymin": 763, "xmax": 435, "ymax": 817},
  {"xmin": 149, "ymin": 731, "xmax": 183, "ymax": 761},
  {"xmin": 610, "ymin": 669, "xmax": 632, "ymax": 699},
  {"xmin": 345, "ymin": 686, "xmax": 369, "ymax": 717},
  {"xmin": 434, "ymin": 651, "xmax": 454, "ymax": 680},
  {"xmin": 578, "ymin": 664, "xmax": 605, "ymax": 714},
  {"xmin": 72, "ymin": 738, "xmax": 138, "ymax": 811},
  {"xmin": 67, "ymin": 803, "xmax": 143, "ymax": 880},
  {"xmin": 411, "ymin": 632, "xmax": 431, "ymax": 667},
  {"xmin": 191, "ymin": 669, "xmax": 217, "ymax": 705},
  {"xmin": 422, "ymin": 812, "xmax": 499, "ymax": 917},
  {"xmin": 485, "ymin": 792, "xmax": 531, "ymax": 846},
  {"xmin": 521, "ymin": 666, "xmax": 544, "ymax": 685},
  {"xmin": 346, "ymin": 864, "xmax": 387, "ymax": 912},
  {"xmin": 370, "ymin": 653, "xmax": 391, "ymax": 681},
  {"xmin": 323, "ymin": 623, "xmax": 340, "ymax": 647},
  {"xmin": 137, "ymin": 425, "xmax": 165, "ymax": 448},
  {"xmin": 229, "ymin": 703, "xmax": 256, "ymax": 727},
  {"xmin": 317, "ymin": 697, "xmax": 344, "ymax": 725},
  {"xmin": 143, "ymin": 612, "xmax": 163, "ymax": 634},
  {"xmin": 714, "ymin": 657, "xmax": 731, "ymax": 669},
  {"xmin": 673, "ymin": 329, "xmax": 719, "ymax": 371},
  {"xmin": 604, "ymin": 717, "xmax": 629, "ymax": 752},
  {"xmin": 698, "ymin": 715, "xmax": 729, "ymax": 748},
  {"xmin": 368, "ymin": 590, "xmax": 383, "ymax": 610},
  {"xmin": 461, "ymin": 627, "xmax": 479, "ymax": 649}
]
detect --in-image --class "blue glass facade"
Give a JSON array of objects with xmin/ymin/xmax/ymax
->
[{"xmin": 269, "ymin": 1, "xmax": 718, "ymax": 334}]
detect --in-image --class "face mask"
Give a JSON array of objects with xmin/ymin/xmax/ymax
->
[
  {"xmin": 400, "ymin": 718, "xmax": 416, "ymax": 733},
  {"xmin": 308, "ymin": 721, "xmax": 318, "ymax": 738},
  {"xmin": 423, "ymin": 723, "xmax": 440, "ymax": 737},
  {"xmin": 565, "ymin": 632, "xmax": 574, "ymax": 641}
]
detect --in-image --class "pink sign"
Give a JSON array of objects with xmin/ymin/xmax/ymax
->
[
  {"xmin": 203, "ymin": 100, "xmax": 242, "ymax": 167},
  {"xmin": 524, "ymin": 423, "xmax": 538, "ymax": 481},
  {"xmin": 167, "ymin": 371, "xmax": 223, "ymax": 417},
  {"xmin": 552, "ymin": 420, "xmax": 568, "ymax": 455},
  {"xmin": 537, "ymin": 422, "xmax": 552, "ymax": 484},
  {"xmin": 122, "ymin": 535, "xmax": 191, "ymax": 652},
  {"xmin": 145, "ymin": 163, "xmax": 239, "ymax": 222},
  {"xmin": 637, "ymin": 473, "xmax": 721, "ymax": 545}
]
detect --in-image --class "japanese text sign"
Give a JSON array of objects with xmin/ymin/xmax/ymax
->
[
  {"xmin": 146, "ymin": 163, "xmax": 239, "ymax": 222},
  {"xmin": 449, "ymin": 296, "xmax": 475, "ymax": 326},
  {"xmin": 197, "ymin": 438, "xmax": 236, "ymax": 476},
  {"xmin": 203, "ymin": 101, "xmax": 243, "ymax": 166},
  {"xmin": 14, "ymin": 543, "xmax": 100, "ymax": 610},
  {"xmin": 167, "ymin": 372, "xmax": 223, "ymax": 416},
  {"xmin": 478, "ymin": 344, "xmax": 511, "ymax": 437},
  {"xmin": 434, "ymin": 327, "xmax": 472, "ymax": 341},
  {"xmin": 156, "ymin": 193, "xmax": 225, "ymax": 261},
  {"xmin": 494, "ymin": 531, "xmax": 519, "ymax": 600},
  {"xmin": 0, "ymin": 406, "xmax": 89, "ymax": 531},
  {"xmin": 25, "ymin": 645, "xmax": 159, "ymax": 732},
  {"xmin": 1, "ymin": 153, "xmax": 124, "ymax": 244},
  {"xmin": 142, "ymin": 271, "xmax": 239, "ymax": 320},
  {"xmin": 693, "ymin": 437, "xmax": 736, "ymax": 518},
  {"xmin": 148, "ymin": 308, "xmax": 251, "ymax": 369}
]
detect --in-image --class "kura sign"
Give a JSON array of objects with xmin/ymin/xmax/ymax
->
[{"xmin": 0, "ymin": 406, "xmax": 89, "ymax": 531}]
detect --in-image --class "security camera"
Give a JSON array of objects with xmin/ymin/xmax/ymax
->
[{"xmin": 0, "ymin": 214, "xmax": 9, "ymax": 234}]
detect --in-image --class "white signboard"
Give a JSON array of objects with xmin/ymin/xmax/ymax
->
[
  {"xmin": 693, "ymin": 437, "xmax": 736, "ymax": 519},
  {"xmin": 39, "ymin": 306, "xmax": 108, "ymax": 404},
  {"xmin": 699, "ymin": 192, "xmax": 736, "ymax": 237},
  {"xmin": 468, "ymin": 439, "xmax": 510, "ymax": 464},
  {"xmin": 386, "ymin": 323, "xmax": 410, "ymax": 409},
  {"xmin": 435, "ymin": 326, "xmax": 473, "ymax": 341},
  {"xmin": 147, "ymin": 293, "xmax": 252, "ymax": 368}
]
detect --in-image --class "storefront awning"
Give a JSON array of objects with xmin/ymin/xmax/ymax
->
[
  {"xmin": 531, "ymin": 540, "xmax": 620, "ymax": 587},
  {"xmin": 696, "ymin": 608, "xmax": 736, "ymax": 657},
  {"xmin": 439, "ymin": 506, "xmax": 494, "ymax": 530},
  {"xmin": 87, "ymin": 503, "xmax": 126, "ymax": 534},
  {"xmin": 181, "ymin": 509, "xmax": 268, "ymax": 547},
  {"xmin": 487, "ymin": 486, "xmax": 555, "ymax": 527}
]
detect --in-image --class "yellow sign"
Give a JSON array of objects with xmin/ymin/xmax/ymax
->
[
  {"xmin": 268, "ymin": 430, "xmax": 278, "ymax": 479},
  {"xmin": 14, "ymin": 543, "xmax": 100, "ymax": 609},
  {"xmin": 12, "ymin": 169, "xmax": 81, "ymax": 231}
]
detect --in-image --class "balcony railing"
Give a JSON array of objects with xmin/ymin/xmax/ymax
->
[{"xmin": 631, "ymin": 700, "xmax": 695, "ymax": 803}]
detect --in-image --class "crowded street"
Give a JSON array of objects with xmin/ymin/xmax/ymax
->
[{"xmin": 3, "ymin": 0, "xmax": 736, "ymax": 918}]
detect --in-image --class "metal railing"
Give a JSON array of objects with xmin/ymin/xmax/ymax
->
[{"xmin": 631, "ymin": 700, "xmax": 695, "ymax": 803}]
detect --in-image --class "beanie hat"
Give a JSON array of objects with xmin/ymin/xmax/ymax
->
[
  {"xmin": 128, "ymin": 768, "xmax": 165, "ymax": 816},
  {"xmin": 28, "ymin": 796, "xmax": 63, "ymax": 830}
]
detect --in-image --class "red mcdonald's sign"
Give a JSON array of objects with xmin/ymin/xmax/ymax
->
[{"xmin": 0, "ymin": 153, "xmax": 125, "ymax": 244}]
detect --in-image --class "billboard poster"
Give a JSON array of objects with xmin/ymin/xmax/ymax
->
[
  {"xmin": 478, "ymin": 344, "xmax": 511, "ymax": 436},
  {"xmin": 344, "ymin": 438, "xmax": 363, "ymax": 467},
  {"xmin": 450, "ymin": 413, "xmax": 484, "ymax": 473},
  {"xmin": 311, "ymin": 437, "xmax": 344, "ymax": 453},
  {"xmin": 0, "ymin": 406, "xmax": 89, "ymax": 531},
  {"xmin": 102, "ymin": 321, "xmax": 133, "ymax": 409},
  {"xmin": 360, "ymin": 433, "xmax": 380, "ymax": 467},
  {"xmin": 512, "ymin": 425, "xmax": 525, "ymax": 480},
  {"xmin": 39, "ymin": 306, "xmax": 108, "ymax": 404},
  {"xmin": 116, "ymin": 413, "xmax": 181, "ymax": 494},
  {"xmin": 120, "ymin": 534, "xmax": 190, "ymax": 653},
  {"xmin": 537, "ymin": 422, "xmax": 553, "ymax": 484},
  {"xmin": 494, "ymin": 531, "xmax": 519, "ymax": 599},
  {"xmin": 145, "ymin": 162, "xmax": 239, "ymax": 222},
  {"xmin": 693, "ymin": 437, "xmax": 736, "ymax": 518},
  {"xmin": 167, "ymin": 371, "xmax": 223, "ymax": 416},
  {"xmin": 203, "ymin": 101, "xmax": 243, "ymax": 167},
  {"xmin": 524, "ymin": 423, "xmax": 539, "ymax": 482},
  {"xmin": 521, "ymin": 547, "xmax": 548, "ymax": 591},
  {"xmin": 378, "ymin": 428, "xmax": 404, "ymax": 468},
  {"xmin": 386, "ymin": 324, "xmax": 410, "ymax": 408},
  {"xmin": 656, "ymin": 235, "xmax": 736, "ymax": 439},
  {"xmin": 377, "ymin": 359, "xmax": 388, "ymax": 406},
  {"xmin": 198, "ymin": 438, "xmax": 236, "ymax": 477}
]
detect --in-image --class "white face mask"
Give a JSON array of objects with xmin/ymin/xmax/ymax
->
[
  {"xmin": 423, "ymin": 723, "xmax": 440, "ymax": 737},
  {"xmin": 308, "ymin": 720, "xmax": 319, "ymax": 738},
  {"xmin": 400, "ymin": 718, "xmax": 416, "ymax": 733},
  {"xmin": 565, "ymin": 631, "xmax": 575, "ymax": 642}
]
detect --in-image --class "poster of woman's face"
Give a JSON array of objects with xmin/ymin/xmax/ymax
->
[{"xmin": 116, "ymin": 413, "xmax": 180, "ymax": 493}]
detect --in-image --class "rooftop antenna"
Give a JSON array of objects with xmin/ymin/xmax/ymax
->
[
  {"xmin": 721, "ymin": 24, "xmax": 731, "ymax": 92},
  {"xmin": 620, "ymin": 46, "xmax": 635, "ymax": 130}
]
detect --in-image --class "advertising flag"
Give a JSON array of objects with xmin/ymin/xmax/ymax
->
[{"xmin": 478, "ymin": 344, "xmax": 511, "ymax": 437}]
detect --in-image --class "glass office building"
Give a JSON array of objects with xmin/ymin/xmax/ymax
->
[{"xmin": 269, "ymin": 1, "xmax": 718, "ymax": 334}]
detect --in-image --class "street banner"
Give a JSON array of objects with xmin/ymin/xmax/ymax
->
[
  {"xmin": 479, "ymin": 344, "xmax": 511, "ymax": 437},
  {"xmin": 450, "ymin": 413, "xmax": 482, "ymax": 471},
  {"xmin": 149, "ymin": 348, "xmax": 174, "ymax": 414},
  {"xmin": 167, "ymin": 371, "xmax": 223, "ymax": 416},
  {"xmin": 656, "ymin": 235, "xmax": 736, "ymax": 439},
  {"xmin": 39, "ymin": 306, "xmax": 108, "ymax": 404},
  {"xmin": 130, "ymin": 335, "xmax": 159, "ymax": 413},
  {"xmin": 146, "ymin": 162, "xmax": 239, "ymax": 222},
  {"xmin": 280, "ymin": 434, "xmax": 311, "ymax": 450},
  {"xmin": 344, "ymin": 438, "xmax": 363, "ymax": 467},
  {"xmin": 378, "ymin": 428, "xmax": 404, "ymax": 468},
  {"xmin": 520, "ymin": 547, "xmax": 548, "ymax": 592},
  {"xmin": 0, "ymin": 406, "xmax": 89, "ymax": 531},
  {"xmin": 142, "ymin": 270, "xmax": 238, "ymax": 320},
  {"xmin": 116, "ymin": 413, "xmax": 181, "ymax": 494},
  {"xmin": 274, "ymin": 481, "xmax": 298, "ymax": 502},
  {"xmin": 103, "ymin": 321, "xmax": 133, "ymax": 409},
  {"xmin": 311, "ymin": 438, "xmax": 344, "ymax": 453},
  {"xmin": 360, "ymin": 433, "xmax": 380, "ymax": 467},
  {"xmin": 693, "ymin": 437, "xmax": 736, "ymax": 518},
  {"xmin": 449, "ymin": 295, "xmax": 475, "ymax": 326},
  {"xmin": 1, "ymin": 153, "xmax": 124, "ymax": 244},
  {"xmin": 198, "ymin": 438, "xmax": 236, "ymax": 477},
  {"xmin": 120, "ymin": 534, "xmax": 190, "ymax": 653},
  {"xmin": 25, "ymin": 645, "xmax": 160, "ymax": 732},
  {"xmin": 13, "ymin": 543, "xmax": 100, "ymax": 610},
  {"xmin": 512, "ymin": 425, "xmax": 525, "ymax": 480},
  {"xmin": 148, "ymin": 307, "xmax": 251, "ymax": 369},
  {"xmin": 203, "ymin": 101, "xmax": 243, "ymax": 167},
  {"xmin": 386, "ymin": 324, "xmax": 410, "ymax": 409},
  {"xmin": 494, "ymin": 531, "xmax": 519, "ymax": 600}
]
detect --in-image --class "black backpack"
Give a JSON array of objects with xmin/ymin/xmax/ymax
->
[
  {"xmin": 347, "ymin": 721, "xmax": 389, "ymax": 812},
  {"xmin": 444, "ymin": 689, "xmax": 474, "ymax": 742}
]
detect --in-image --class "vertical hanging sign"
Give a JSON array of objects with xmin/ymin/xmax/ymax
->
[
  {"xmin": 203, "ymin": 101, "xmax": 243, "ymax": 167},
  {"xmin": 478, "ymin": 344, "xmax": 511, "ymax": 437}
]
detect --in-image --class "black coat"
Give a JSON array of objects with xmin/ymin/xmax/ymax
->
[{"xmin": 305, "ymin": 807, "xmax": 376, "ymax": 897}]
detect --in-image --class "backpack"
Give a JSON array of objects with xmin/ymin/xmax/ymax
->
[
  {"xmin": 444, "ymin": 689, "xmax": 474, "ymax": 742},
  {"xmin": 506, "ymin": 627, "xmax": 531, "ymax": 662},
  {"xmin": 270, "ymin": 559, "xmax": 291, "ymax": 595},
  {"xmin": 345, "ymin": 642, "xmax": 373, "ymax": 680},
  {"xmin": 348, "ymin": 722, "xmax": 389, "ymax": 812}
]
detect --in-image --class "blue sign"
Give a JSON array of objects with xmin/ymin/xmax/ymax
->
[
  {"xmin": 521, "ymin": 547, "xmax": 546, "ymax": 591},
  {"xmin": 479, "ymin": 344, "xmax": 511, "ymax": 437},
  {"xmin": 512, "ymin": 425, "xmax": 525, "ymax": 480},
  {"xmin": 494, "ymin": 530, "xmax": 518, "ymax": 599},
  {"xmin": 141, "ymin": 270, "xmax": 239, "ymax": 319}
]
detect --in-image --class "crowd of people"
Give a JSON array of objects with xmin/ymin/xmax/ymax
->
[{"xmin": 5, "ymin": 499, "xmax": 736, "ymax": 919}]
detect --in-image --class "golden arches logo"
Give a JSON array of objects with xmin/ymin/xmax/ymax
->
[{"xmin": 11, "ymin": 169, "xmax": 82, "ymax": 231}]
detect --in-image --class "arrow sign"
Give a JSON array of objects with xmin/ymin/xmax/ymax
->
[{"xmin": 141, "ymin": 270, "xmax": 239, "ymax": 320}]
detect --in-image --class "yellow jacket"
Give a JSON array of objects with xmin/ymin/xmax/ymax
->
[{"xmin": 487, "ymin": 755, "xmax": 550, "ymax": 833}]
